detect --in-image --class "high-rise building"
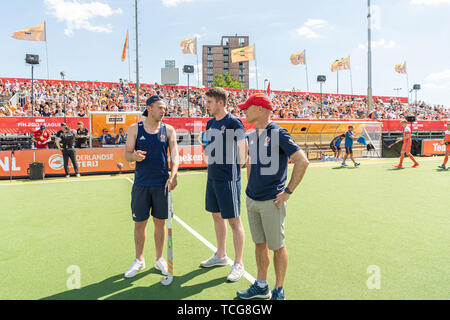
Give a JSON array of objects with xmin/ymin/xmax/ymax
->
[{"xmin": 202, "ymin": 35, "xmax": 250, "ymax": 89}]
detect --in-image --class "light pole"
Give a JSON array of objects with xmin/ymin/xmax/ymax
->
[
  {"xmin": 60, "ymin": 71, "xmax": 66, "ymax": 122},
  {"xmin": 317, "ymin": 75, "xmax": 326, "ymax": 118},
  {"xmin": 264, "ymin": 79, "xmax": 268, "ymax": 91},
  {"xmin": 413, "ymin": 84, "xmax": 421, "ymax": 115},
  {"xmin": 393, "ymin": 88, "xmax": 402, "ymax": 98},
  {"xmin": 183, "ymin": 65, "xmax": 194, "ymax": 117},
  {"xmin": 25, "ymin": 54, "xmax": 39, "ymax": 117}
]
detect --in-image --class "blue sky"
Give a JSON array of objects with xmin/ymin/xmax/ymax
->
[{"xmin": 1, "ymin": 0, "xmax": 449, "ymax": 105}]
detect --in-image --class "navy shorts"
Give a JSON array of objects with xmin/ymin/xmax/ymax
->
[
  {"xmin": 345, "ymin": 146, "xmax": 353, "ymax": 154},
  {"xmin": 330, "ymin": 145, "xmax": 340, "ymax": 152},
  {"xmin": 205, "ymin": 179, "xmax": 241, "ymax": 219},
  {"xmin": 131, "ymin": 185, "xmax": 168, "ymax": 221}
]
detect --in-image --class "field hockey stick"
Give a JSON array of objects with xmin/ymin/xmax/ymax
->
[
  {"xmin": 388, "ymin": 139, "xmax": 401, "ymax": 148},
  {"xmin": 161, "ymin": 191, "xmax": 174, "ymax": 286}
]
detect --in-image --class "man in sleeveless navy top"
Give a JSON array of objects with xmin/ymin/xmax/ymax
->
[
  {"xmin": 123, "ymin": 95, "xmax": 179, "ymax": 279},
  {"xmin": 200, "ymin": 87, "xmax": 248, "ymax": 283}
]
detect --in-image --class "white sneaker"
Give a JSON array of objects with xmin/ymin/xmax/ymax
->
[
  {"xmin": 227, "ymin": 262, "xmax": 245, "ymax": 282},
  {"xmin": 76, "ymin": 173, "xmax": 80, "ymax": 177},
  {"xmin": 65, "ymin": 175, "xmax": 70, "ymax": 178},
  {"xmin": 124, "ymin": 258, "xmax": 145, "ymax": 278},
  {"xmin": 154, "ymin": 257, "xmax": 168, "ymax": 276},
  {"xmin": 200, "ymin": 253, "xmax": 228, "ymax": 268}
]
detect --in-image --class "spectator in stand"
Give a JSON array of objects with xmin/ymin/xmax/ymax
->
[
  {"xmin": 41, "ymin": 105, "xmax": 52, "ymax": 117},
  {"xmin": 32, "ymin": 124, "xmax": 51, "ymax": 149},
  {"xmin": 115, "ymin": 127, "xmax": 127, "ymax": 144},
  {"xmin": 75, "ymin": 121, "xmax": 89, "ymax": 148},
  {"xmin": 99, "ymin": 128, "xmax": 113, "ymax": 145}
]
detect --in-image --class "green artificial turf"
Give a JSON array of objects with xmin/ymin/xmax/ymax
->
[{"xmin": 0, "ymin": 158, "xmax": 448, "ymax": 300}]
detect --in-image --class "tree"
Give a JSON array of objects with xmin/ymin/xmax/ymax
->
[{"xmin": 213, "ymin": 72, "xmax": 243, "ymax": 89}]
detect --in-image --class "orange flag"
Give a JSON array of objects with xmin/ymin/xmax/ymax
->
[
  {"xmin": 331, "ymin": 56, "xmax": 350, "ymax": 72},
  {"xmin": 290, "ymin": 51, "xmax": 305, "ymax": 65},
  {"xmin": 121, "ymin": 31, "xmax": 128, "ymax": 62},
  {"xmin": 395, "ymin": 62, "xmax": 406, "ymax": 74},
  {"xmin": 12, "ymin": 22, "xmax": 46, "ymax": 42},
  {"xmin": 231, "ymin": 45, "xmax": 255, "ymax": 63}
]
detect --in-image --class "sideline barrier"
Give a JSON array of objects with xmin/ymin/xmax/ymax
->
[
  {"xmin": 275, "ymin": 120, "xmax": 382, "ymax": 159},
  {"xmin": 0, "ymin": 117, "xmax": 446, "ymax": 134},
  {"xmin": 0, "ymin": 146, "xmax": 206, "ymax": 179}
]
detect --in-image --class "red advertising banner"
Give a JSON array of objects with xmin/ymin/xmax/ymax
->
[
  {"xmin": 1, "ymin": 117, "xmax": 446, "ymax": 136},
  {"xmin": 380, "ymin": 120, "xmax": 447, "ymax": 132},
  {"xmin": 0, "ymin": 117, "xmax": 89, "ymax": 134},
  {"xmin": 421, "ymin": 139, "xmax": 447, "ymax": 156},
  {"xmin": 0, "ymin": 145, "xmax": 206, "ymax": 178}
]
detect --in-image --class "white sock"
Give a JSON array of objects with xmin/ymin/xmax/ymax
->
[{"xmin": 256, "ymin": 279, "xmax": 268, "ymax": 288}]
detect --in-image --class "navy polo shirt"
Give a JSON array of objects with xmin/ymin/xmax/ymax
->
[
  {"xmin": 205, "ymin": 113, "xmax": 246, "ymax": 181},
  {"xmin": 246, "ymin": 122, "xmax": 301, "ymax": 201}
]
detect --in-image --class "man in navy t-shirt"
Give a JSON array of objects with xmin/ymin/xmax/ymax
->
[
  {"xmin": 123, "ymin": 95, "xmax": 179, "ymax": 279},
  {"xmin": 201, "ymin": 87, "xmax": 248, "ymax": 283},
  {"xmin": 235, "ymin": 93, "xmax": 310, "ymax": 300}
]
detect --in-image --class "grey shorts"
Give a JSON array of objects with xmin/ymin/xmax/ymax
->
[{"xmin": 246, "ymin": 196, "xmax": 286, "ymax": 251}]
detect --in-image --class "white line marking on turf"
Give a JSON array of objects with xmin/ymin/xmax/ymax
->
[
  {"xmin": 126, "ymin": 178, "xmax": 256, "ymax": 284},
  {"xmin": 0, "ymin": 176, "xmax": 130, "ymax": 186}
]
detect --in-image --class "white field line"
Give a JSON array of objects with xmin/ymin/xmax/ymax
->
[
  {"xmin": 1, "ymin": 157, "xmax": 442, "ymax": 186},
  {"xmin": 126, "ymin": 178, "xmax": 256, "ymax": 284}
]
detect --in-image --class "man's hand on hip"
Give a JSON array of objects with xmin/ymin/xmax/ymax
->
[{"xmin": 273, "ymin": 191, "xmax": 290, "ymax": 209}]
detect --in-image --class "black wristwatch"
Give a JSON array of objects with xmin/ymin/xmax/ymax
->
[{"xmin": 284, "ymin": 187, "xmax": 292, "ymax": 194}]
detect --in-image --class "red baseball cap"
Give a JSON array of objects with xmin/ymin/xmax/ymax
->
[{"xmin": 237, "ymin": 93, "xmax": 272, "ymax": 111}]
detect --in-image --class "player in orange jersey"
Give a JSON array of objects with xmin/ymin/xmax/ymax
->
[
  {"xmin": 437, "ymin": 122, "xmax": 450, "ymax": 170},
  {"xmin": 394, "ymin": 119, "xmax": 419, "ymax": 168}
]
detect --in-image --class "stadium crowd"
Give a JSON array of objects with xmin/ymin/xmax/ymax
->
[{"xmin": 0, "ymin": 78, "xmax": 448, "ymax": 120}]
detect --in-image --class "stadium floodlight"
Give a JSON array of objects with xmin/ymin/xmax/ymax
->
[
  {"xmin": 317, "ymin": 75, "xmax": 326, "ymax": 117},
  {"xmin": 183, "ymin": 65, "xmax": 194, "ymax": 117},
  {"xmin": 60, "ymin": 71, "xmax": 67, "ymax": 122},
  {"xmin": 25, "ymin": 54, "xmax": 40, "ymax": 116}
]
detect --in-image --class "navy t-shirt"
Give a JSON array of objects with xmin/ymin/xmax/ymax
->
[
  {"xmin": 246, "ymin": 122, "xmax": 301, "ymax": 201},
  {"xmin": 205, "ymin": 113, "xmax": 246, "ymax": 182}
]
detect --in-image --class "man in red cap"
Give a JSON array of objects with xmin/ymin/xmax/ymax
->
[
  {"xmin": 236, "ymin": 93, "xmax": 309, "ymax": 300},
  {"xmin": 32, "ymin": 124, "xmax": 51, "ymax": 149}
]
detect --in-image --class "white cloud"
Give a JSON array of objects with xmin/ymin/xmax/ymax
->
[
  {"xmin": 411, "ymin": 0, "xmax": 450, "ymax": 5},
  {"xmin": 162, "ymin": 0, "xmax": 195, "ymax": 7},
  {"xmin": 359, "ymin": 39, "xmax": 396, "ymax": 49},
  {"xmin": 304, "ymin": 19, "xmax": 328, "ymax": 28},
  {"xmin": 44, "ymin": 0, "xmax": 122, "ymax": 36},
  {"xmin": 423, "ymin": 69, "xmax": 450, "ymax": 89},
  {"xmin": 296, "ymin": 18, "xmax": 328, "ymax": 39}
]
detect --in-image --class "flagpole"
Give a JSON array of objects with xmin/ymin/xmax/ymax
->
[
  {"xmin": 127, "ymin": 30, "xmax": 131, "ymax": 82},
  {"xmin": 337, "ymin": 69, "xmax": 339, "ymax": 94},
  {"xmin": 135, "ymin": 0, "xmax": 140, "ymax": 111},
  {"xmin": 349, "ymin": 55, "xmax": 353, "ymax": 95},
  {"xmin": 367, "ymin": 0, "xmax": 373, "ymax": 113},
  {"xmin": 254, "ymin": 43, "xmax": 259, "ymax": 90},
  {"xmin": 196, "ymin": 37, "xmax": 200, "ymax": 87},
  {"xmin": 44, "ymin": 21, "xmax": 49, "ymax": 80},
  {"xmin": 304, "ymin": 50, "xmax": 310, "ymax": 93},
  {"xmin": 405, "ymin": 62, "xmax": 410, "ymax": 107}
]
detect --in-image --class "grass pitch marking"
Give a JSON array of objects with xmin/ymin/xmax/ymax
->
[{"xmin": 126, "ymin": 178, "xmax": 256, "ymax": 284}]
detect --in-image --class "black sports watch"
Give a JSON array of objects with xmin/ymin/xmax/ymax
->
[{"xmin": 284, "ymin": 187, "xmax": 292, "ymax": 195}]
